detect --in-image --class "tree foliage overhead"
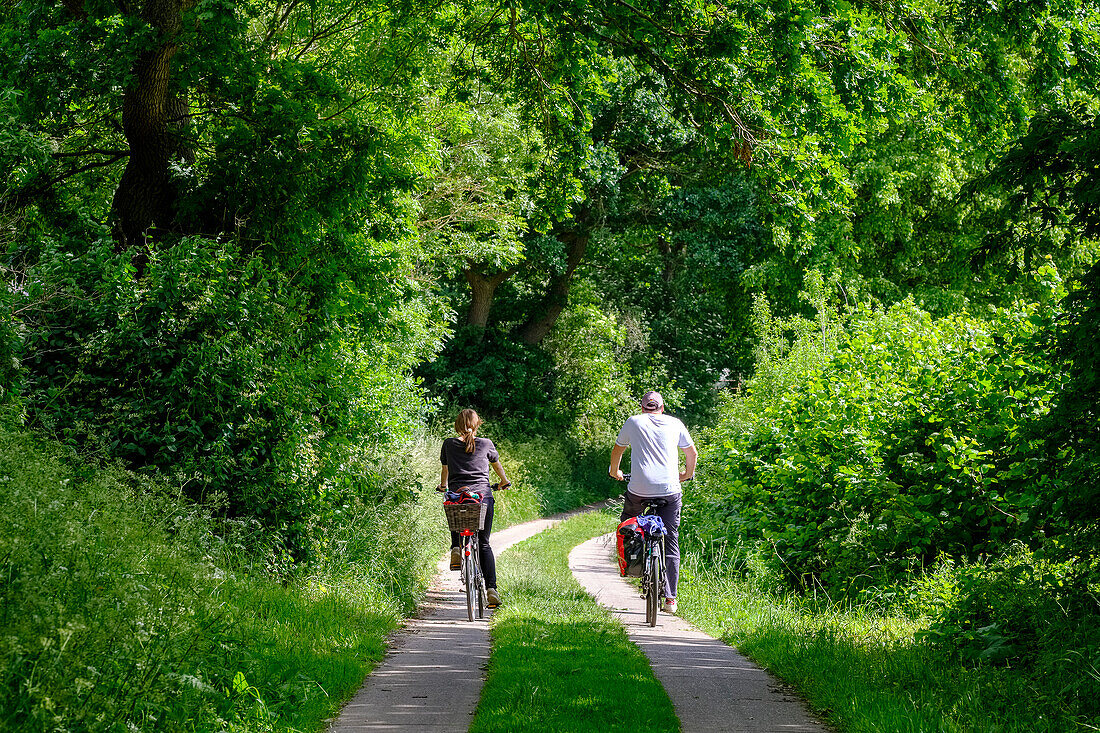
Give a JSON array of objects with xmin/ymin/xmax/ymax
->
[
  {"xmin": 414, "ymin": 0, "xmax": 1100, "ymax": 424},
  {"xmin": 1, "ymin": 0, "xmax": 1098, "ymax": 554},
  {"xmin": 1, "ymin": 0, "xmax": 461, "ymax": 558}
]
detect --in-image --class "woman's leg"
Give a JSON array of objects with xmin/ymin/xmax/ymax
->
[{"xmin": 478, "ymin": 495, "xmax": 497, "ymax": 588}]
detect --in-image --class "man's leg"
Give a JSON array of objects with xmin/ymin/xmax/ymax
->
[
  {"xmin": 657, "ymin": 494, "xmax": 682, "ymax": 598},
  {"xmin": 620, "ymin": 491, "xmax": 643, "ymax": 522}
]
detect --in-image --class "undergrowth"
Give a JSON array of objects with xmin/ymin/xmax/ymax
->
[
  {"xmin": 0, "ymin": 426, "xmax": 441, "ymax": 732},
  {"xmin": 0, "ymin": 420, "xmax": 618, "ymax": 731}
]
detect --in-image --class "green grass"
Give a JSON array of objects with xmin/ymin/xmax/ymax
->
[
  {"xmin": 0, "ymin": 426, "xmax": 439, "ymax": 732},
  {"xmin": 675, "ymin": 554, "xmax": 1100, "ymax": 733},
  {"xmin": 472, "ymin": 509, "xmax": 679, "ymax": 733},
  {"xmin": 0, "ymin": 423, "xmax": 624, "ymax": 732}
]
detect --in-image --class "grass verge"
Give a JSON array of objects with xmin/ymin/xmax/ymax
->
[
  {"xmin": 0, "ymin": 426, "xmax": 440, "ymax": 732},
  {"xmin": 1, "ymin": 422, "xmax": 618, "ymax": 731},
  {"xmin": 471, "ymin": 509, "xmax": 679, "ymax": 733},
  {"xmin": 675, "ymin": 554, "xmax": 1099, "ymax": 732}
]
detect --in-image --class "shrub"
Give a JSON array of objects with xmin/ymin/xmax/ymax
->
[
  {"xmin": 909, "ymin": 547, "xmax": 1100, "ymax": 720},
  {"xmin": 419, "ymin": 325, "xmax": 557, "ymax": 425},
  {"xmin": 542, "ymin": 291, "xmax": 645, "ymax": 445},
  {"xmin": 15, "ymin": 235, "xmax": 437, "ymax": 562},
  {"xmin": 691, "ymin": 272, "xmax": 1064, "ymax": 593}
]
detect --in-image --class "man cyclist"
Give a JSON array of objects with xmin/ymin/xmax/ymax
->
[{"xmin": 609, "ymin": 391, "xmax": 697, "ymax": 614}]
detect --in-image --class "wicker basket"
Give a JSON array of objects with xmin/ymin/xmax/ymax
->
[{"xmin": 444, "ymin": 502, "xmax": 488, "ymax": 532}]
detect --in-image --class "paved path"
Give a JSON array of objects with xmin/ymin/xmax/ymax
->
[
  {"xmin": 569, "ymin": 533, "xmax": 831, "ymax": 733},
  {"xmin": 328, "ymin": 503, "xmax": 609, "ymax": 732}
]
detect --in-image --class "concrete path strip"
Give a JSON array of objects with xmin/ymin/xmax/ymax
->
[
  {"xmin": 569, "ymin": 533, "xmax": 832, "ymax": 733},
  {"xmin": 327, "ymin": 501, "xmax": 611, "ymax": 733}
]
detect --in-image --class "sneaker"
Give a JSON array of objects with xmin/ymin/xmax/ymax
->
[
  {"xmin": 450, "ymin": 547, "xmax": 461, "ymax": 571},
  {"xmin": 663, "ymin": 598, "xmax": 678, "ymax": 614},
  {"xmin": 486, "ymin": 587, "xmax": 501, "ymax": 608}
]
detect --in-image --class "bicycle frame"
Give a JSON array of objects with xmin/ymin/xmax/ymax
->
[{"xmin": 458, "ymin": 527, "xmax": 486, "ymax": 620}]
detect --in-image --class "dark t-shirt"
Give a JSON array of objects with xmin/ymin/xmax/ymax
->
[{"xmin": 440, "ymin": 437, "xmax": 499, "ymax": 496}]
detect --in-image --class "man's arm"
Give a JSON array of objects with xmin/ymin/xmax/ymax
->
[
  {"xmin": 679, "ymin": 445, "xmax": 697, "ymax": 483},
  {"xmin": 609, "ymin": 443, "xmax": 627, "ymax": 481}
]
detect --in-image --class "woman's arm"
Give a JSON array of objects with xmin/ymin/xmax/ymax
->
[
  {"xmin": 491, "ymin": 461, "xmax": 510, "ymax": 487},
  {"xmin": 438, "ymin": 465, "xmax": 449, "ymax": 491}
]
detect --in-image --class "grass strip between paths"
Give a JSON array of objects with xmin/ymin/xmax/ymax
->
[{"xmin": 471, "ymin": 509, "xmax": 679, "ymax": 733}]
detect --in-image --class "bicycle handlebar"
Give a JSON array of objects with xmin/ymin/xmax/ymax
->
[{"xmin": 435, "ymin": 482, "xmax": 511, "ymax": 493}]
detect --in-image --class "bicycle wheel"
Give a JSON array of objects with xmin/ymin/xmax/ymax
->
[
  {"xmin": 645, "ymin": 547, "xmax": 660, "ymax": 626},
  {"xmin": 476, "ymin": 567, "xmax": 486, "ymax": 619},
  {"xmin": 472, "ymin": 543, "xmax": 486, "ymax": 618},
  {"xmin": 464, "ymin": 540, "xmax": 477, "ymax": 622}
]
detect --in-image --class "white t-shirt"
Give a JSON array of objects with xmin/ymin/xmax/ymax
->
[{"xmin": 615, "ymin": 412, "xmax": 694, "ymax": 497}]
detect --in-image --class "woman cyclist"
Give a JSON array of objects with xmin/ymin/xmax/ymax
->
[{"xmin": 438, "ymin": 409, "xmax": 510, "ymax": 608}]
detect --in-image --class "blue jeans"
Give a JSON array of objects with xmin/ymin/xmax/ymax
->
[{"xmin": 621, "ymin": 491, "xmax": 682, "ymax": 599}]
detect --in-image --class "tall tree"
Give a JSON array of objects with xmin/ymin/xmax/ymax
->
[{"xmin": 109, "ymin": 0, "xmax": 196, "ymax": 265}]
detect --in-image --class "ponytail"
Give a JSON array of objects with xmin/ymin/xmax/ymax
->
[{"xmin": 455, "ymin": 409, "xmax": 482, "ymax": 453}]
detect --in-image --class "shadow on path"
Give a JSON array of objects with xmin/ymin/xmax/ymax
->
[{"xmin": 569, "ymin": 533, "xmax": 832, "ymax": 733}]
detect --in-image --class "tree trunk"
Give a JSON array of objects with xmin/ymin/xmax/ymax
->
[
  {"xmin": 110, "ymin": 0, "xmax": 195, "ymax": 272},
  {"xmin": 517, "ymin": 228, "xmax": 589, "ymax": 345},
  {"xmin": 464, "ymin": 265, "xmax": 520, "ymax": 335},
  {"xmin": 657, "ymin": 235, "xmax": 684, "ymax": 283}
]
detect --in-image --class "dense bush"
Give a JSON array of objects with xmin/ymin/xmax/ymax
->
[
  {"xmin": 0, "ymin": 279, "xmax": 19, "ymax": 421},
  {"xmin": 15, "ymin": 234, "xmax": 440, "ymax": 562},
  {"xmin": 419, "ymin": 325, "xmax": 558, "ymax": 424},
  {"xmin": 914, "ymin": 551, "xmax": 1073, "ymax": 663},
  {"xmin": 690, "ymin": 271, "xmax": 1064, "ymax": 592},
  {"xmin": 1041, "ymin": 261, "xmax": 1100, "ymax": 579},
  {"xmin": 0, "ymin": 425, "xmax": 442, "ymax": 732},
  {"xmin": 683, "ymin": 269, "xmax": 1099, "ymax": 722},
  {"xmin": 420, "ymin": 287, "xmax": 661, "ymax": 442}
]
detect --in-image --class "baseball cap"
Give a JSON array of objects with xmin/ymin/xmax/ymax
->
[{"xmin": 640, "ymin": 391, "xmax": 664, "ymax": 412}]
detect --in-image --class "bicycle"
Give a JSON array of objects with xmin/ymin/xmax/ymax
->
[
  {"xmin": 614, "ymin": 473, "xmax": 669, "ymax": 627},
  {"xmin": 638, "ymin": 497, "xmax": 668, "ymax": 626},
  {"xmin": 440, "ymin": 483, "xmax": 506, "ymax": 621}
]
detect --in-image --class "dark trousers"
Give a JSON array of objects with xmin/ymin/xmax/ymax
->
[
  {"xmin": 621, "ymin": 491, "xmax": 682, "ymax": 599},
  {"xmin": 450, "ymin": 494, "xmax": 497, "ymax": 589}
]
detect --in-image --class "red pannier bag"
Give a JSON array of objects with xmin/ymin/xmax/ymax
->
[{"xmin": 616, "ymin": 517, "xmax": 646, "ymax": 577}]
